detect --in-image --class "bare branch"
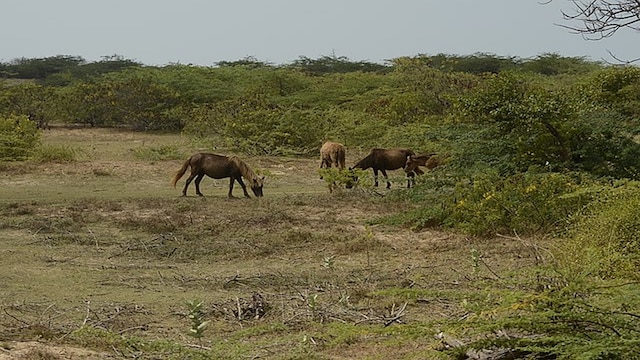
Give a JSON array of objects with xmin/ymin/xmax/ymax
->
[
  {"xmin": 559, "ymin": 0, "xmax": 640, "ymax": 39},
  {"xmin": 606, "ymin": 48, "xmax": 640, "ymax": 63}
]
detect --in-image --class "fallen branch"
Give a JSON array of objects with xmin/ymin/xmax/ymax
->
[{"xmin": 384, "ymin": 302, "xmax": 407, "ymax": 327}]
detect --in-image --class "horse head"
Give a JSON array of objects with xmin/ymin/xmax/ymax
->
[
  {"xmin": 251, "ymin": 176, "xmax": 265, "ymax": 197},
  {"xmin": 345, "ymin": 167, "xmax": 358, "ymax": 189}
]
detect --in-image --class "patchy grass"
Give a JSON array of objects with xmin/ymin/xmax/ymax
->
[{"xmin": 0, "ymin": 128, "xmax": 549, "ymax": 359}]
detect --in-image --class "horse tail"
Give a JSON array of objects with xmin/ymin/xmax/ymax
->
[
  {"xmin": 337, "ymin": 146, "xmax": 346, "ymax": 169},
  {"xmin": 171, "ymin": 157, "xmax": 191, "ymax": 188}
]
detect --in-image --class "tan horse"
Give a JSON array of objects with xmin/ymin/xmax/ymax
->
[
  {"xmin": 349, "ymin": 148, "xmax": 419, "ymax": 189},
  {"xmin": 405, "ymin": 153, "xmax": 441, "ymax": 174},
  {"xmin": 319, "ymin": 141, "xmax": 346, "ymax": 173},
  {"xmin": 404, "ymin": 153, "xmax": 441, "ymax": 187},
  {"xmin": 172, "ymin": 153, "xmax": 264, "ymax": 198},
  {"xmin": 319, "ymin": 141, "xmax": 346, "ymax": 192}
]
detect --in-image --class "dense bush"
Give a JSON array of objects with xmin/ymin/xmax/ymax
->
[
  {"xmin": 462, "ymin": 182, "xmax": 640, "ymax": 359},
  {"xmin": 454, "ymin": 71, "xmax": 640, "ymax": 179},
  {"xmin": 0, "ymin": 81, "xmax": 60, "ymax": 128},
  {"xmin": 71, "ymin": 76, "xmax": 181, "ymax": 130},
  {"xmin": 581, "ymin": 66, "xmax": 640, "ymax": 121},
  {"xmin": 0, "ymin": 114, "xmax": 40, "ymax": 160},
  {"xmin": 559, "ymin": 181, "xmax": 640, "ymax": 280},
  {"xmin": 393, "ymin": 171, "xmax": 595, "ymax": 237},
  {"xmin": 183, "ymin": 95, "xmax": 332, "ymax": 155},
  {"xmin": 468, "ymin": 278, "xmax": 640, "ymax": 359},
  {"xmin": 0, "ymin": 55, "xmax": 141, "ymax": 83}
]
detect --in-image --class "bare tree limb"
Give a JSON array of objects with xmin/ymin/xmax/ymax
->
[{"xmin": 558, "ymin": 0, "xmax": 640, "ymax": 39}]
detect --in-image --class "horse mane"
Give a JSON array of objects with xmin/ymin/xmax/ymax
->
[{"xmin": 229, "ymin": 156, "xmax": 261, "ymax": 185}]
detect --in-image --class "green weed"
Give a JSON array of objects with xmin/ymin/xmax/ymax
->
[
  {"xmin": 31, "ymin": 144, "xmax": 79, "ymax": 163},
  {"xmin": 186, "ymin": 299, "xmax": 210, "ymax": 344}
]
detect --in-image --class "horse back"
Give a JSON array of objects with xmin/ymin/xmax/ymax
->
[
  {"xmin": 382, "ymin": 148, "xmax": 414, "ymax": 170},
  {"xmin": 321, "ymin": 142, "xmax": 346, "ymax": 168},
  {"xmin": 191, "ymin": 153, "xmax": 240, "ymax": 179},
  {"xmin": 321, "ymin": 142, "xmax": 345, "ymax": 155}
]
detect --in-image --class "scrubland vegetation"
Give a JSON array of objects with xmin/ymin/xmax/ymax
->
[{"xmin": 1, "ymin": 53, "xmax": 639, "ymax": 359}]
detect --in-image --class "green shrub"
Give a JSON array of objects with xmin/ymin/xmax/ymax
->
[
  {"xmin": 452, "ymin": 180, "xmax": 640, "ymax": 359},
  {"xmin": 448, "ymin": 171, "xmax": 594, "ymax": 236},
  {"xmin": 318, "ymin": 167, "xmax": 367, "ymax": 191},
  {"xmin": 582, "ymin": 66, "xmax": 640, "ymax": 120},
  {"xmin": 468, "ymin": 280, "xmax": 640, "ymax": 360},
  {"xmin": 559, "ymin": 181, "xmax": 640, "ymax": 280},
  {"xmin": 0, "ymin": 114, "xmax": 40, "ymax": 160},
  {"xmin": 399, "ymin": 171, "xmax": 595, "ymax": 237}
]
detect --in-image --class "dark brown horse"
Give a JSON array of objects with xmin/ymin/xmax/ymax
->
[
  {"xmin": 171, "ymin": 153, "xmax": 264, "ymax": 198},
  {"xmin": 349, "ymin": 148, "xmax": 420, "ymax": 189}
]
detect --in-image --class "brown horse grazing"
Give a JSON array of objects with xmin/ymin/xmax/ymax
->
[
  {"xmin": 171, "ymin": 153, "xmax": 264, "ymax": 198},
  {"xmin": 349, "ymin": 148, "xmax": 419, "ymax": 189},
  {"xmin": 319, "ymin": 141, "xmax": 346, "ymax": 174}
]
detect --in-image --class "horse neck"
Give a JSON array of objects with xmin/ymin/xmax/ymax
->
[
  {"xmin": 354, "ymin": 154, "xmax": 374, "ymax": 169},
  {"xmin": 234, "ymin": 158, "xmax": 258, "ymax": 184}
]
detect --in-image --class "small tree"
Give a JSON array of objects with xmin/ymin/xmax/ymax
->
[{"xmin": 456, "ymin": 72, "xmax": 574, "ymax": 170}]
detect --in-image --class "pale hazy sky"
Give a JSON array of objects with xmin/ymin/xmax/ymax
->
[{"xmin": 2, "ymin": 1, "xmax": 637, "ymax": 66}]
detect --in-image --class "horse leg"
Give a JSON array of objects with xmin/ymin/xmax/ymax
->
[
  {"xmin": 235, "ymin": 177, "xmax": 251, "ymax": 198},
  {"xmin": 407, "ymin": 171, "xmax": 415, "ymax": 188},
  {"xmin": 332, "ymin": 156, "xmax": 340, "ymax": 169},
  {"xmin": 227, "ymin": 178, "xmax": 236, "ymax": 198},
  {"xmin": 182, "ymin": 173, "xmax": 198, "ymax": 196},
  {"xmin": 373, "ymin": 169, "xmax": 379, "ymax": 187},
  {"xmin": 194, "ymin": 174, "xmax": 206, "ymax": 196},
  {"xmin": 319, "ymin": 159, "xmax": 328, "ymax": 179},
  {"xmin": 380, "ymin": 169, "xmax": 391, "ymax": 189}
]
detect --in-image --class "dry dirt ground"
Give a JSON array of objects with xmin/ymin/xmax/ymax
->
[{"xmin": 0, "ymin": 128, "xmax": 547, "ymax": 359}]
